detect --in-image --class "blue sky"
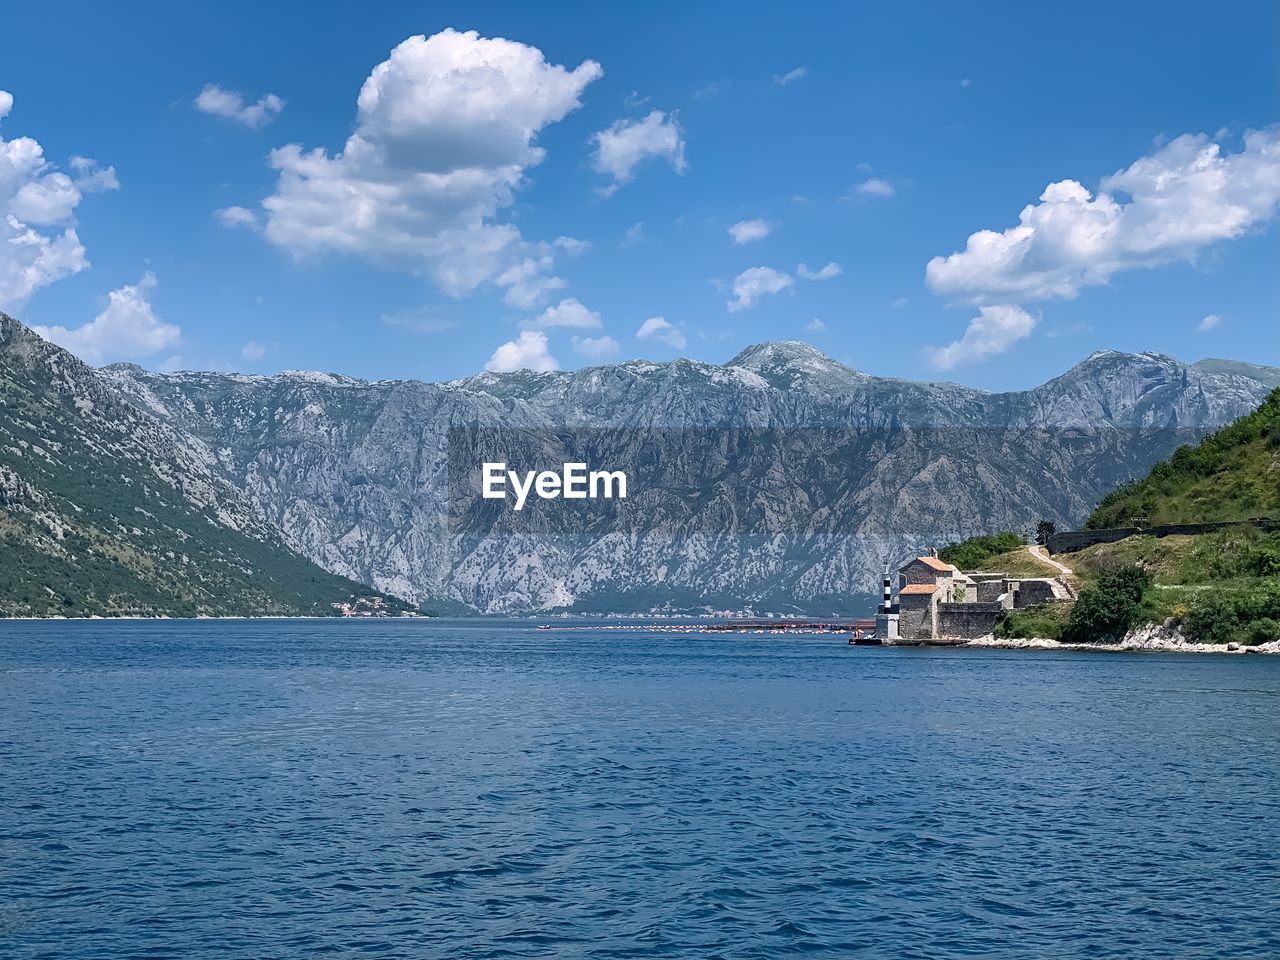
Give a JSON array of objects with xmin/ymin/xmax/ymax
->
[{"xmin": 1, "ymin": 1, "xmax": 1276, "ymax": 390}]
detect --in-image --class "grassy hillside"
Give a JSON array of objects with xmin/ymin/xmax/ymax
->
[
  {"xmin": 996, "ymin": 391, "xmax": 1280, "ymax": 644},
  {"xmin": 1087, "ymin": 387, "xmax": 1280, "ymax": 528},
  {"xmin": 0, "ymin": 313, "xmax": 416, "ymax": 618}
]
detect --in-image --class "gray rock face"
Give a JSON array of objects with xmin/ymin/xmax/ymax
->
[
  {"xmin": 98, "ymin": 341, "xmax": 1278, "ymax": 614},
  {"xmin": 0, "ymin": 312, "xmax": 381, "ymax": 617}
]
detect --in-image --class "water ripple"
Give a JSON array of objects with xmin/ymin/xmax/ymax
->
[{"xmin": 2, "ymin": 618, "xmax": 1279, "ymax": 958}]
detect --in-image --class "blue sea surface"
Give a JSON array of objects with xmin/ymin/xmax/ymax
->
[{"xmin": 1, "ymin": 618, "xmax": 1278, "ymax": 958}]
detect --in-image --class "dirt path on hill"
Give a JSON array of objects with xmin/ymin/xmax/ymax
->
[{"xmin": 1027, "ymin": 544, "xmax": 1073, "ymax": 577}]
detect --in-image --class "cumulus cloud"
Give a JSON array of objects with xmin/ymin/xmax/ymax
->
[
  {"xmin": 1197, "ymin": 313, "xmax": 1223, "ymax": 333},
  {"xmin": 728, "ymin": 218, "xmax": 771, "ymax": 245},
  {"xmin": 241, "ymin": 340, "xmax": 267, "ymax": 361},
  {"xmin": 774, "ymin": 66, "xmax": 807, "ymax": 86},
  {"xmin": 797, "ymin": 261, "xmax": 841, "ymax": 281},
  {"xmin": 494, "ymin": 252, "xmax": 567, "ymax": 309},
  {"xmin": 0, "ymin": 91, "xmax": 119, "ymax": 311},
  {"xmin": 571, "ymin": 334, "xmax": 620, "ymax": 359},
  {"xmin": 194, "ymin": 84, "xmax": 285, "ymax": 128},
  {"xmin": 485, "ymin": 329, "xmax": 558, "ymax": 372},
  {"xmin": 855, "ymin": 177, "xmax": 895, "ymax": 198},
  {"xmin": 33, "ymin": 273, "xmax": 180, "ymax": 365},
  {"xmin": 925, "ymin": 304, "xmax": 1035, "ymax": 369},
  {"xmin": 926, "ymin": 127, "xmax": 1280, "ymax": 303},
  {"xmin": 636, "ymin": 315, "xmax": 686, "ymax": 349},
  {"xmin": 806, "ymin": 317, "xmax": 826, "ymax": 333},
  {"xmin": 258, "ymin": 30, "xmax": 602, "ymax": 303},
  {"xmin": 214, "ymin": 205, "xmax": 259, "ymax": 229},
  {"xmin": 527, "ymin": 297, "xmax": 601, "ymax": 329},
  {"xmin": 727, "ymin": 266, "xmax": 793, "ymax": 312},
  {"xmin": 591, "ymin": 110, "xmax": 686, "ymax": 195}
]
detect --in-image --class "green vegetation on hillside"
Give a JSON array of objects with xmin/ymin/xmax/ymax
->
[
  {"xmin": 994, "ymin": 602, "xmax": 1071, "ymax": 640},
  {"xmin": 1087, "ymin": 387, "xmax": 1280, "ymax": 528},
  {"xmin": 0, "ymin": 314, "xmax": 416, "ymax": 618},
  {"xmin": 985, "ymin": 391, "xmax": 1280, "ymax": 645},
  {"xmin": 1061, "ymin": 386, "xmax": 1280, "ymax": 644},
  {"xmin": 1060, "ymin": 567, "xmax": 1152, "ymax": 644},
  {"xmin": 938, "ymin": 531, "xmax": 1025, "ymax": 570}
]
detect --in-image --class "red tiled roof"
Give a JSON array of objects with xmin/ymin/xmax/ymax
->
[
  {"xmin": 899, "ymin": 583, "xmax": 938, "ymax": 595},
  {"xmin": 915, "ymin": 556, "xmax": 956, "ymax": 572}
]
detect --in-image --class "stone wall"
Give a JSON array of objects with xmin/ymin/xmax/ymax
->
[
  {"xmin": 898, "ymin": 595, "xmax": 933, "ymax": 640},
  {"xmin": 1013, "ymin": 578, "xmax": 1065, "ymax": 607},
  {"xmin": 974, "ymin": 578, "xmax": 1007, "ymax": 602},
  {"xmin": 1047, "ymin": 518, "xmax": 1278, "ymax": 554},
  {"xmin": 936, "ymin": 602, "xmax": 1004, "ymax": 639}
]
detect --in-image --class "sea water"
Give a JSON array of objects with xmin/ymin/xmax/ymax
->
[{"xmin": 2, "ymin": 618, "xmax": 1277, "ymax": 958}]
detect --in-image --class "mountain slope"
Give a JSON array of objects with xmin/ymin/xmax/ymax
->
[
  {"xmin": 98, "ymin": 338, "xmax": 1280, "ymax": 614},
  {"xmin": 1087, "ymin": 387, "xmax": 1280, "ymax": 528},
  {"xmin": 0, "ymin": 312, "xmax": 408, "ymax": 617}
]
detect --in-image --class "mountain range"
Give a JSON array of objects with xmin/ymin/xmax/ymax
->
[
  {"xmin": 69, "ymin": 330, "xmax": 1275, "ymax": 615},
  {"xmin": 0, "ymin": 312, "xmax": 410, "ymax": 617}
]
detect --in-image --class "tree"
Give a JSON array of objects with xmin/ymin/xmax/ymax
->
[
  {"xmin": 1061, "ymin": 566, "xmax": 1152, "ymax": 644},
  {"xmin": 1036, "ymin": 520, "xmax": 1056, "ymax": 546}
]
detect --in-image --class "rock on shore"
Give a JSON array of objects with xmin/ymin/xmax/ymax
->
[{"xmin": 964, "ymin": 620, "xmax": 1280, "ymax": 654}]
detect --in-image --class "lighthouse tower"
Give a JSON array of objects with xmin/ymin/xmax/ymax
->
[{"xmin": 875, "ymin": 561, "xmax": 900, "ymax": 640}]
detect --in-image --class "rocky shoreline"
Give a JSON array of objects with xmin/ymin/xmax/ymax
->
[{"xmin": 963, "ymin": 621, "xmax": 1280, "ymax": 654}]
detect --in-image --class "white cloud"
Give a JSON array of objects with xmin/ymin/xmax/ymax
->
[
  {"xmin": 527, "ymin": 297, "xmax": 601, "ymax": 330},
  {"xmin": 381, "ymin": 305, "xmax": 457, "ymax": 333},
  {"xmin": 927, "ymin": 127, "xmax": 1280, "ymax": 303},
  {"xmin": 621, "ymin": 222, "xmax": 646, "ymax": 248},
  {"xmin": 1044, "ymin": 321, "xmax": 1092, "ymax": 339},
  {"xmin": 890, "ymin": 296, "xmax": 910, "ymax": 309},
  {"xmin": 258, "ymin": 30, "xmax": 602, "ymax": 303},
  {"xmin": 797, "ymin": 261, "xmax": 841, "ymax": 281},
  {"xmin": 194, "ymin": 84, "xmax": 285, "ymax": 128},
  {"xmin": 485, "ymin": 329, "xmax": 558, "ymax": 372},
  {"xmin": 855, "ymin": 177, "xmax": 895, "ymax": 198},
  {"xmin": 0, "ymin": 92, "xmax": 119, "ymax": 311},
  {"xmin": 241, "ymin": 340, "xmax": 267, "ymax": 361},
  {"xmin": 571, "ymin": 334, "xmax": 620, "ymax": 359},
  {"xmin": 1197, "ymin": 313, "xmax": 1223, "ymax": 333},
  {"xmin": 925, "ymin": 304, "xmax": 1035, "ymax": 369},
  {"xmin": 553, "ymin": 235, "xmax": 590, "ymax": 256},
  {"xmin": 806, "ymin": 317, "xmax": 826, "ymax": 333},
  {"xmin": 728, "ymin": 218, "xmax": 771, "ymax": 245},
  {"xmin": 33, "ymin": 273, "xmax": 180, "ymax": 365},
  {"xmin": 591, "ymin": 110, "xmax": 685, "ymax": 195},
  {"xmin": 494, "ymin": 252, "xmax": 566, "ymax": 309},
  {"xmin": 214, "ymin": 205, "xmax": 259, "ymax": 229},
  {"xmin": 727, "ymin": 266, "xmax": 793, "ymax": 312},
  {"xmin": 960, "ymin": 78, "xmax": 972, "ymax": 88},
  {"xmin": 774, "ymin": 66, "xmax": 807, "ymax": 86},
  {"xmin": 636, "ymin": 315, "xmax": 686, "ymax": 349}
]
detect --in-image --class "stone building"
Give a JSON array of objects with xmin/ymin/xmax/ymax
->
[
  {"xmin": 896, "ymin": 554, "xmax": 974, "ymax": 639},
  {"xmin": 892, "ymin": 551, "xmax": 1072, "ymax": 642}
]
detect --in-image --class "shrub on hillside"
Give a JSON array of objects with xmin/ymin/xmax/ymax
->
[
  {"xmin": 1060, "ymin": 566, "xmax": 1152, "ymax": 644},
  {"xmin": 1182, "ymin": 581, "xmax": 1280, "ymax": 645},
  {"xmin": 995, "ymin": 603, "xmax": 1069, "ymax": 640},
  {"xmin": 939, "ymin": 531, "xmax": 1025, "ymax": 570}
]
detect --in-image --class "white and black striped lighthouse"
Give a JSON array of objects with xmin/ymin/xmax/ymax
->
[{"xmin": 875, "ymin": 560, "xmax": 900, "ymax": 641}]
